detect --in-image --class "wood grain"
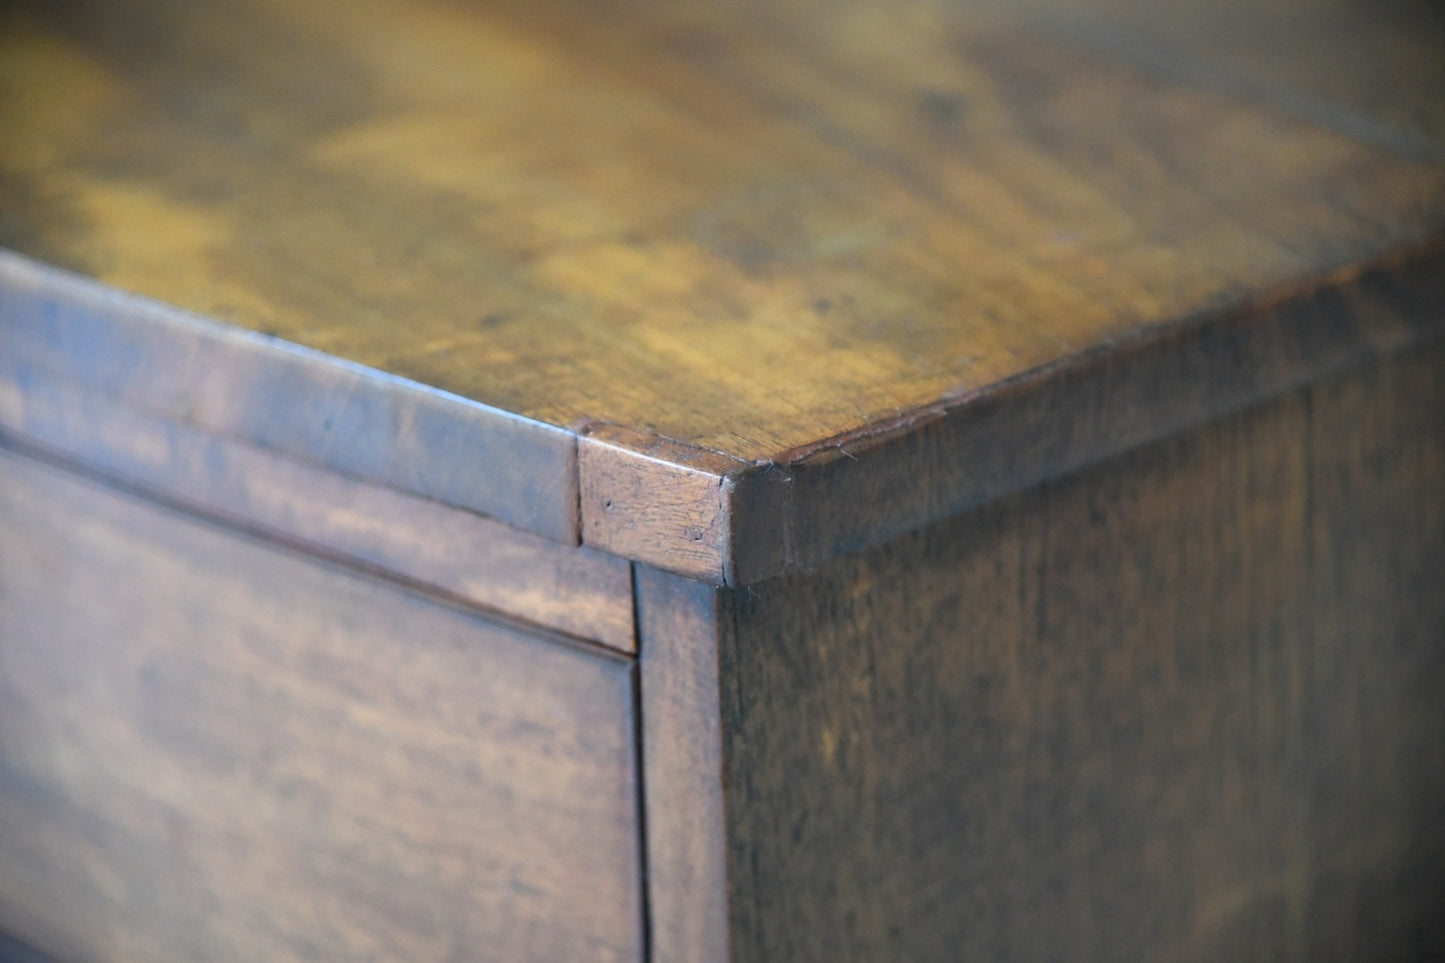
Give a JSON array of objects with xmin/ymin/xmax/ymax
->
[
  {"xmin": 580, "ymin": 426, "xmax": 746, "ymax": 585},
  {"xmin": 0, "ymin": 251, "xmax": 580, "ymax": 543},
  {"xmin": 589, "ymin": 244, "xmax": 1445, "ymax": 583},
  {"xmin": 1, "ymin": 0, "xmax": 1441, "ymax": 575},
  {"xmin": 724, "ymin": 244, "xmax": 1445, "ymax": 582},
  {"xmin": 696, "ymin": 346, "xmax": 1445, "ymax": 961},
  {"xmin": 1031, "ymin": 0, "xmax": 1445, "ymax": 159},
  {"xmin": 1301, "ymin": 344, "xmax": 1445, "ymax": 960},
  {"xmin": 635, "ymin": 565, "xmax": 732, "ymax": 963},
  {"xmin": 0, "ymin": 366, "xmax": 635, "ymax": 652},
  {"xmin": 0, "ymin": 450, "xmax": 642, "ymax": 963}
]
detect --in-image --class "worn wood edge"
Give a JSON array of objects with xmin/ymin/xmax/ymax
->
[
  {"xmin": 635, "ymin": 564, "xmax": 732, "ymax": 963},
  {"xmin": 580, "ymin": 424, "xmax": 748, "ymax": 586},
  {"xmin": 580, "ymin": 241, "xmax": 1445, "ymax": 585},
  {"xmin": 0, "ymin": 374, "xmax": 635, "ymax": 652},
  {"xmin": 10, "ymin": 241, "xmax": 1443, "ymax": 588},
  {"xmin": 725, "ymin": 239, "xmax": 1445, "ymax": 583},
  {"xmin": 0, "ymin": 248, "xmax": 580, "ymax": 543}
]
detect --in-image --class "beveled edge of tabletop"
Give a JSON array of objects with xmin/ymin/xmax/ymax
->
[
  {"xmin": 4, "ymin": 240, "xmax": 1444, "ymax": 588},
  {"xmin": 578, "ymin": 238, "xmax": 1445, "ymax": 585}
]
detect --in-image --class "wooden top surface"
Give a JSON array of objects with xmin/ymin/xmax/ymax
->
[{"xmin": 3, "ymin": 0, "xmax": 1444, "ymax": 582}]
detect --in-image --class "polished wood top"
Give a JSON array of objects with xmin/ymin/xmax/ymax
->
[{"xmin": 3, "ymin": 0, "xmax": 1443, "ymax": 582}]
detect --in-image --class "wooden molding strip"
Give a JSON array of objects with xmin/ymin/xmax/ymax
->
[
  {"xmin": 0, "ymin": 370, "xmax": 635, "ymax": 653},
  {"xmin": 0, "ymin": 250, "xmax": 579, "ymax": 544},
  {"xmin": 635, "ymin": 565, "xmax": 732, "ymax": 963}
]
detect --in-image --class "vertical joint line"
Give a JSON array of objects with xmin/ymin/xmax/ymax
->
[{"xmin": 629, "ymin": 562, "xmax": 654, "ymax": 961}]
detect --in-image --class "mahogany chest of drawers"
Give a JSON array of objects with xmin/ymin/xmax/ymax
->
[{"xmin": 2, "ymin": 0, "xmax": 1443, "ymax": 960}]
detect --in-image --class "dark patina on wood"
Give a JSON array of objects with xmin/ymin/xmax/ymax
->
[{"xmin": 642, "ymin": 346, "xmax": 1445, "ymax": 962}]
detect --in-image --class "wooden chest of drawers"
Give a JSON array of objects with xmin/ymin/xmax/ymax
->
[{"xmin": 2, "ymin": 0, "xmax": 1443, "ymax": 960}]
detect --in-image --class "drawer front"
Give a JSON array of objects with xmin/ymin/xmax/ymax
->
[{"xmin": 0, "ymin": 450, "xmax": 641, "ymax": 962}]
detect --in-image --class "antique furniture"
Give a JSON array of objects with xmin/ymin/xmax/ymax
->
[{"xmin": 2, "ymin": 0, "xmax": 1443, "ymax": 960}]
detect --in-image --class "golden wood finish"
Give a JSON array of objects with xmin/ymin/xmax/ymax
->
[{"xmin": 3, "ymin": 0, "xmax": 1443, "ymax": 581}]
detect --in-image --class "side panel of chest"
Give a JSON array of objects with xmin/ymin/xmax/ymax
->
[
  {"xmin": 640, "ymin": 344, "xmax": 1445, "ymax": 963},
  {"xmin": 722, "ymin": 345, "xmax": 1445, "ymax": 961}
]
